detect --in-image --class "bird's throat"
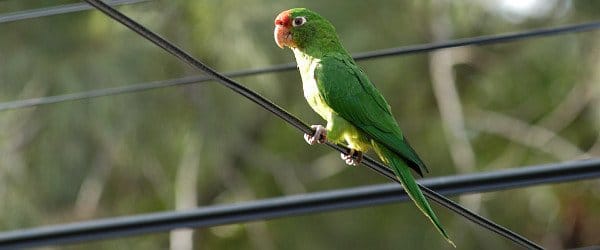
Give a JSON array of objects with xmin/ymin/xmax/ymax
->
[{"xmin": 292, "ymin": 48, "xmax": 315, "ymax": 71}]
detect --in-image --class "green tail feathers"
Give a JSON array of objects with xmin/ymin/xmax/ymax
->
[{"xmin": 375, "ymin": 143, "xmax": 456, "ymax": 247}]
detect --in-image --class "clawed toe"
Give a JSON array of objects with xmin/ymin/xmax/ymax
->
[
  {"xmin": 304, "ymin": 125, "xmax": 327, "ymax": 145},
  {"xmin": 340, "ymin": 149, "xmax": 363, "ymax": 166}
]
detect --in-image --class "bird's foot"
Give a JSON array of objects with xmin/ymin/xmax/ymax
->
[
  {"xmin": 340, "ymin": 149, "xmax": 363, "ymax": 166},
  {"xmin": 304, "ymin": 125, "xmax": 327, "ymax": 145}
]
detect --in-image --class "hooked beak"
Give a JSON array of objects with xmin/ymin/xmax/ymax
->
[{"xmin": 274, "ymin": 10, "xmax": 294, "ymax": 48}]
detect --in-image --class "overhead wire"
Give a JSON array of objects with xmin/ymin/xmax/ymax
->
[
  {"xmin": 0, "ymin": 158, "xmax": 597, "ymax": 249},
  {"xmin": 0, "ymin": 20, "xmax": 599, "ymax": 111},
  {"xmin": 82, "ymin": 0, "xmax": 547, "ymax": 248},
  {"xmin": 0, "ymin": 0, "xmax": 151, "ymax": 24}
]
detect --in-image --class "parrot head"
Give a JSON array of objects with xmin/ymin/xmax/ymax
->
[{"xmin": 274, "ymin": 8, "xmax": 341, "ymax": 53}]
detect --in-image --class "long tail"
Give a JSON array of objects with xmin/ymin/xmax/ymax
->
[{"xmin": 374, "ymin": 143, "xmax": 455, "ymax": 247}]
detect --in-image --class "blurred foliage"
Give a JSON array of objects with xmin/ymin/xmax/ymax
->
[{"xmin": 0, "ymin": 0, "xmax": 599, "ymax": 249}]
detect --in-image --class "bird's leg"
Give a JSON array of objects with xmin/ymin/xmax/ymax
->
[
  {"xmin": 304, "ymin": 125, "xmax": 327, "ymax": 145},
  {"xmin": 340, "ymin": 149, "xmax": 363, "ymax": 166}
]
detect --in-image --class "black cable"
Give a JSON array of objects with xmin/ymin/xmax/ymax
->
[
  {"xmin": 351, "ymin": 20, "xmax": 600, "ymax": 59},
  {"xmin": 82, "ymin": 1, "xmax": 546, "ymax": 248},
  {"xmin": 0, "ymin": 159, "xmax": 597, "ymax": 249},
  {"xmin": 0, "ymin": 0, "xmax": 151, "ymax": 24},
  {"xmin": 0, "ymin": 20, "xmax": 599, "ymax": 111}
]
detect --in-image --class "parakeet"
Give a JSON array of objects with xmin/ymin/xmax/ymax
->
[{"xmin": 274, "ymin": 8, "xmax": 454, "ymax": 246}]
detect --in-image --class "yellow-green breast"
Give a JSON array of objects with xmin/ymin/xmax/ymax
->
[{"xmin": 293, "ymin": 48, "xmax": 334, "ymax": 122}]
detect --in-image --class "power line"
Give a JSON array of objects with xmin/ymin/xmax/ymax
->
[
  {"xmin": 1, "ymin": 20, "xmax": 599, "ymax": 111},
  {"xmin": 351, "ymin": 20, "xmax": 600, "ymax": 59},
  {"xmin": 0, "ymin": 0, "xmax": 151, "ymax": 24},
  {"xmin": 0, "ymin": 159, "xmax": 597, "ymax": 249},
  {"xmin": 83, "ymin": 1, "xmax": 544, "ymax": 249}
]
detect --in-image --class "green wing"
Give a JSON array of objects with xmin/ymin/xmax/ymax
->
[{"xmin": 315, "ymin": 53, "xmax": 429, "ymax": 176}]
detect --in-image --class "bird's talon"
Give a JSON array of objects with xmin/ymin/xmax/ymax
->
[
  {"xmin": 340, "ymin": 149, "xmax": 363, "ymax": 166},
  {"xmin": 304, "ymin": 125, "xmax": 327, "ymax": 145},
  {"xmin": 317, "ymin": 134, "xmax": 327, "ymax": 144},
  {"xmin": 354, "ymin": 150, "xmax": 363, "ymax": 165}
]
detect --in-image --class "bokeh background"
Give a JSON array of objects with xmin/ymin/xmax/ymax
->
[{"xmin": 1, "ymin": 0, "xmax": 599, "ymax": 249}]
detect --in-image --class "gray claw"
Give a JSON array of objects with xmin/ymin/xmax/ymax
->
[
  {"xmin": 304, "ymin": 125, "xmax": 327, "ymax": 145},
  {"xmin": 340, "ymin": 149, "xmax": 363, "ymax": 166}
]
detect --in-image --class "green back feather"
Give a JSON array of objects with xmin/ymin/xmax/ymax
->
[{"xmin": 314, "ymin": 54, "xmax": 429, "ymax": 176}]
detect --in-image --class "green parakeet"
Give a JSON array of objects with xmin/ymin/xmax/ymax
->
[{"xmin": 274, "ymin": 8, "xmax": 454, "ymax": 246}]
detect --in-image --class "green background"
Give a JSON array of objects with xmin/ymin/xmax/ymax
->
[{"xmin": 0, "ymin": 0, "xmax": 599, "ymax": 249}]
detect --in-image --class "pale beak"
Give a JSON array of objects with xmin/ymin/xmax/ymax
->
[
  {"xmin": 274, "ymin": 10, "xmax": 293, "ymax": 48},
  {"xmin": 274, "ymin": 25, "xmax": 291, "ymax": 49}
]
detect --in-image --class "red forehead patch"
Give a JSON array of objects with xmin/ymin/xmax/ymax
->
[{"xmin": 274, "ymin": 10, "xmax": 292, "ymax": 26}]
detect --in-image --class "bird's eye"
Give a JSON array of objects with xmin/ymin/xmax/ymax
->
[{"xmin": 292, "ymin": 16, "xmax": 307, "ymax": 27}]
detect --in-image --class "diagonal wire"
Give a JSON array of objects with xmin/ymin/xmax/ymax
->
[
  {"xmin": 83, "ymin": 0, "xmax": 543, "ymax": 248},
  {"xmin": 0, "ymin": 0, "xmax": 151, "ymax": 24},
  {"xmin": 0, "ymin": 21, "xmax": 599, "ymax": 111},
  {"xmin": 0, "ymin": 158, "xmax": 598, "ymax": 249}
]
